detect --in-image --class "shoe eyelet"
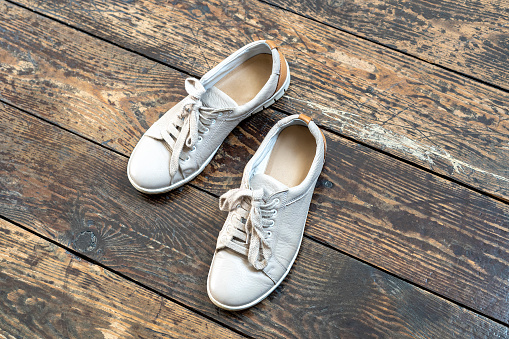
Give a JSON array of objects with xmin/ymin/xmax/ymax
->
[
  {"xmin": 236, "ymin": 204, "xmax": 241, "ymax": 209},
  {"xmin": 191, "ymin": 146, "xmax": 196, "ymax": 152},
  {"xmin": 271, "ymin": 209, "xmax": 278, "ymax": 217},
  {"xmin": 273, "ymin": 198, "xmax": 280, "ymax": 204},
  {"xmin": 268, "ymin": 220, "xmax": 275, "ymax": 227},
  {"xmin": 186, "ymin": 156, "xmax": 190, "ymax": 161},
  {"xmin": 218, "ymin": 113, "xmax": 223, "ymax": 117},
  {"xmin": 267, "ymin": 231, "xmax": 272, "ymax": 238},
  {"xmin": 198, "ymin": 136, "xmax": 203, "ymax": 142},
  {"xmin": 204, "ymin": 127, "xmax": 210, "ymax": 133},
  {"xmin": 211, "ymin": 119, "xmax": 216, "ymax": 125}
]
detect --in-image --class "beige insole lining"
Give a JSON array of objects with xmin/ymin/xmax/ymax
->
[
  {"xmin": 215, "ymin": 53, "xmax": 273, "ymax": 105},
  {"xmin": 265, "ymin": 125, "xmax": 316, "ymax": 188}
]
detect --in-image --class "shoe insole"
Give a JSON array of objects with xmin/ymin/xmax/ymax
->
[
  {"xmin": 215, "ymin": 53, "xmax": 273, "ymax": 106},
  {"xmin": 265, "ymin": 125, "xmax": 316, "ymax": 188}
]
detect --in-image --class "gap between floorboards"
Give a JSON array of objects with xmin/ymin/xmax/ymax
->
[
  {"xmin": 4, "ymin": 0, "xmax": 508, "ymax": 205},
  {"xmin": 1, "ymin": 97, "xmax": 508, "ymax": 328},
  {"xmin": 0, "ymin": 214, "xmax": 254, "ymax": 339},
  {"xmin": 256, "ymin": 0, "xmax": 509, "ymax": 94}
]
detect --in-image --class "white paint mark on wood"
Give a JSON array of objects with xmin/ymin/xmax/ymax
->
[
  {"xmin": 329, "ymin": 50, "xmax": 377, "ymax": 73},
  {"xmin": 100, "ymin": 320, "xmax": 130, "ymax": 339},
  {"xmin": 288, "ymin": 96, "xmax": 509, "ymax": 183}
]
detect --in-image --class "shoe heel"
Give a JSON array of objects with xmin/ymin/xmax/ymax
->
[{"xmin": 252, "ymin": 60, "xmax": 291, "ymax": 115}]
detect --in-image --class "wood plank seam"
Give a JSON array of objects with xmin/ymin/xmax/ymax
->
[
  {"xmin": 3, "ymin": 72, "xmax": 506, "ymax": 210},
  {"xmin": 0, "ymin": 214, "xmax": 253, "ymax": 339},
  {"xmin": 316, "ymin": 121, "xmax": 509, "ymax": 206},
  {"xmin": 262, "ymin": 0, "xmax": 509, "ymax": 90},
  {"xmin": 0, "ymin": 1, "xmax": 508, "ymax": 326},
  {"xmin": 9, "ymin": 0, "xmax": 507, "ymax": 201},
  {"xmin": 7, "ymin": 2, "xmax": 509, "ymax": 202},
  {"xmin": 256, "ymin": 0, "xmax": 509, "ymax": 94},
  {"xmin": 3, "ymin": 0, "xmax": 506, "ymax": 207},
  {"xmin": 305, "ymin": 230, "xmax": 509, "ymax": 328},
  {"xmin": 2, "ymin": 93, "xmax": 508, "ymax": 335},
  {"xmin": 1, "ymin": 97, "xmax": 507, "ymax": 330}
]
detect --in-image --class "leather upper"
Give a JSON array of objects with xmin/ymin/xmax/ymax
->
[
  {"xmin": 127, "ymin": 40, "xmax": 289, "ymax": 194},
  {"xmin": 207, "ymin": 114, "xmax": 326, "ymax": 310}
]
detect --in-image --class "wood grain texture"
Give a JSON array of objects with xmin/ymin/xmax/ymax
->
[
  {"xmin": 0, "ymin": 219, "xmax": 243, "ymax": 339},
  {"xmin": 1, "ymin": 2, "xmax": 509, "ymax": 323},
  {"xmin": 1, "ymin": 103, "xmax": 508, "ymax": 338},
  {"xmin": 268, "ymin": 0, "xmax": 509, "ymax": 89},
  {"xmin": 203, "ymin": 111, "xmax": 509, "ymax": 325},
  {"xmin": 11, "ymin": 0, "xmax": 509, "ymax": 201}
]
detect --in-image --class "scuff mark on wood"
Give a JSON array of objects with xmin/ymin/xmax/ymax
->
[{"xmin": 289, "ymin": 95, "xmax": 509, "ymax": 183}]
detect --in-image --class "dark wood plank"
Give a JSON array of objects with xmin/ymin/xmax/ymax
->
[
  {"xmin": 208, "ymin": 111, "xmax": 509, "ymax": 325},
  {"xmin": 1, "ymin": 1, "xmax": 509, "ymax": 323},
  {"xmin": 0, "ymin": 219, "xmax": 243, "ymax": 339},
  {"xmin": 268, "ymin": 0, "xmax": 509, "ymax": 90},
  {"xmin": 11, "ymin": 0, "xmax": 509, "ymax": 201},
  {"xmin": 1, "ymin": 102, "xmax": 508, "ymax": 337}
]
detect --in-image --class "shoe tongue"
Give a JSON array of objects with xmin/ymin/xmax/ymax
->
[
  {"xmin": 201, "ymin": 86, "xmax": 237, "ymax": 109},
  {"xmin": 250, "ymin": 173, "xmax": 288, "ymax": 196}
]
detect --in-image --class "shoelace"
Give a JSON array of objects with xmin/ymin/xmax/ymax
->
[
  {"xmin": 161, "ymin": 78, "xmax": 230, "ymax": 178},
  {"xmin": 217, "ymin": 188, "xmax": 278, "ymax": 270}
]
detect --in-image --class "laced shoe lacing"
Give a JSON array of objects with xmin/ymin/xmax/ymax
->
[
  {"xmin": 161, "ymin": 78, "xmax": 232, "ymax": 178},
  {"xmin": 217, "ymin": 188, "xmax": 279, "ymax": 270}
]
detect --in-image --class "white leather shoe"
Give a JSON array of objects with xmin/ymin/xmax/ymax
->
[
  {"xmin": 128, "ymin": 40, "xmax": 290, "ymax": 194},
  {"xmin": 207, "ymin": 114, "xmax": 326, "ymax": 310}
]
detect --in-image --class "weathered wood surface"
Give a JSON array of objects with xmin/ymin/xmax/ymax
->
[
  {"xmin": 2, "ymin": 104, "xmax": 508, "ymax": 337},
  {"xmin": 268, "ymin": 0, "xmax": 509, "ymax": 90},
  {"xmin": 0, "ymin": 219, "xmax": 243, "ymax": 339},
  {"xmin": 1, "ymin": 2, "xmax": 509, "ymax": 323},
  {"xmin": 218, "ymin": 110, "xmax": 509, "ymax": 322},
  {"xmin": 12, "ymin": 0, "xmax": 509, "ymax": 201}
]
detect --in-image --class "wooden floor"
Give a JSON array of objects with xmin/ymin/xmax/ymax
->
[{"xmin": 0, "ymin": 0, "xmax": 508, "ymax": 337}]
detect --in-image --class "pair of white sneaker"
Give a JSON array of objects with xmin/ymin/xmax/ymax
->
[{"xmin": 128, "ymin": 40, "xmax": 326, "ymax": 310}]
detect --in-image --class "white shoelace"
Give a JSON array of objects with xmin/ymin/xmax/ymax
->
[
  {"xmin": 218, "ymin": 188, "xmax": 278, "ymax": 270},
  {"xmin": 161, "ymin": 78, "xmax": 230, "ymax": 178}
]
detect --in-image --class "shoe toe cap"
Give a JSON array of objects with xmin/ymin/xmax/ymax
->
[
  {"xmin": 128, "ymin": 136, "xmax": 172, "ymax": 191},
  {"xmin": 207, "ymin": 250, "xmax": 274, "ymax": 310}
]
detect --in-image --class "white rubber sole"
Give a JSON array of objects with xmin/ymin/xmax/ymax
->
[
  {"xmin": 127, "ymin": 61, "xmax": 291, "ymax": 194},
  {"xmin": 207, "ymin": 217, "xmax": 305, "ymax": 311}
]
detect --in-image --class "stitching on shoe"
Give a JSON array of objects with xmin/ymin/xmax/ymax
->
[{"xmin": 286, "ymin": 183, "xmax": 316, "ymax": 206}]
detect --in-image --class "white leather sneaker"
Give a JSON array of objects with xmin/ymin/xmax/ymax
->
[
  {"xmin": 128, "ymin": 40, "xmax": 290, "ymax": 193},
  {"xmin": 207, "ymin": 114, "xmax": 326, "ymax": 310}
]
